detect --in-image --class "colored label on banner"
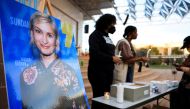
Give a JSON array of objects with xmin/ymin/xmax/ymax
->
[{"xmin": 62, "ymin": 22, "xmax": 73, "ymax": 48}]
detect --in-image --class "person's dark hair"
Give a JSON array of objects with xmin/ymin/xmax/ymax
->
[
  {"xmin": 95, "ymin": 14, "xmax": 116, "ymax": 31},
  {"xmin": 123, "ymin": 25, "xmax": 137, "ymax": 38}
]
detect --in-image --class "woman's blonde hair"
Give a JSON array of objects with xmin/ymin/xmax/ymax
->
[{"xmin": 29, "ymin": 12, "xmax": 60, "ymax": 52}]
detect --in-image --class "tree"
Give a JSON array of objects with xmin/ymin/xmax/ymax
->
[
  {"xmin": 136, "ymin": 48, "xmax": 147, "ymax": 56},
  {"xmin": 150, "ymin": 47, "xmax": 160, "ymax": 55},
  {"xmin": 171, "ymin": 47, "xmax": 183, "ymax": 55},
  {"xmin": 163, "ymin": 48, "xmax": 168, "ymax": 55}
]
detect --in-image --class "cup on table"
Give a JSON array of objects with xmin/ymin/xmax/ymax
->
[{"xmin": 104, "ymin": 92, "xmax": 110, "ymax": 100}]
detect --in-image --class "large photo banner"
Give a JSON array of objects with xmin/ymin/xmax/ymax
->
[{"xmin": 0, "ymin": 0, "xmax": 89, "ymax": 109}]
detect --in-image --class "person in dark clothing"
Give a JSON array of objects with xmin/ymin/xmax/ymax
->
[
  {"xmin": 88, "ymin": 14, "xmax": 121, "ymax": 108},
  {"xmin": 138, "ymin": 61, "xmax": 143, "ymax": 72},
  {"xmin": 170, "ymin": 36, "xmax": 190, "ymax": 109}
]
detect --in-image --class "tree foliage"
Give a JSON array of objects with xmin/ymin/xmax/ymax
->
[
  {"xmin": 150, "ymin": 47, "xmax": 160, "ymax": 55},
  {"xmin": 171, "ymin": 47, "xmax": 183, "ymax": 55}
]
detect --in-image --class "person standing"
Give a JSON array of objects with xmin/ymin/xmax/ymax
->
[
  {"xmin": 113, "ymin": 26, "xmax": 148, "ymax": 83},
  {"xmin": 88, "ymin": 14, "xmax": 121, "ymax": 101},
  {"xmin": 170, "ymin": 36, "xmax": 190, "ymax": 109},
  {"xmin": 138, "ymin": 61, "xmax": 143, "ymax": 72}
]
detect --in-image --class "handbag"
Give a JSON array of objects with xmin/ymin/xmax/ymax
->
[{"xmin": 113, "ymin": 39, "xmax": 130, "ymax": 83}]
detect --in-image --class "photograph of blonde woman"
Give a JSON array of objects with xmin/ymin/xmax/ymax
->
[{"xmin": 20, "ymin": 12, "xmax": 88, "ymax": 109}]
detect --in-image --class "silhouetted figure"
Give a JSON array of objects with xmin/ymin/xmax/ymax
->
[{"xmin": 138, "ymin": 62, "xmax": 143, "ymax": 72}]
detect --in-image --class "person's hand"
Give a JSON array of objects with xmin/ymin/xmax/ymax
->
[
  {"xmin": 173, "ymin": 63, "xmax": 182, "ymax": 71},
  {"xmin": 112, "ymin": 56, "xmax": 121, "ymax": 64},
  {"xmin": 179, "ymin": 66, "xmax": 190, "ymax": 72},
  {"xmin": 141, "ymin": 57, "xmax": 149, "ymax": 62},
  {"xmin": 176, "ymin": 66, "xmax": 182, "ymax": 71}
]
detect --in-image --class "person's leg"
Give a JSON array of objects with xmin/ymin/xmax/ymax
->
[
  {"xmin": 105, "ymin": 73, "xmax": 113, "ymax": 92},
  {"xmin": 130, "ymin": 65, "xmax": 134, "ymax": 82},
  {"xmin": 187, "ymin": 92, "xmax": 190, "ymax": 109},
  {"xmin": 170, "ymin": 89, "xmax": 179, "ymax": 109},
  {"xmin": 184, "ymin": 88, "xmax": 190, "ymax": 109},
  {"xmin": 91, "ymin": 84, "xmax": 105, "ymax": 109},
  {"xmin": 88, "ymin": 72, "xmax": 104, "ymax": 97},
  {"xmin": 126, "ymin": 66, "xmax": 131, "ymax": 82},
  {"xmin": 138, "ymin": 62, "xmax": 142, "ymax": 72},
  {"xmin": 92, "ymin": 83, "xmax": 104, "ymax": 98},
  {"xmin": 175, "ymin": 87, "xmax": 189, "ymax": 109},
  {"xmin": 126, "ymin": 65, "xmax": 134, "ymax": 82},
  {"xmin": 88, "ymin": 72, "xmax": 105, "ymax": 109}
]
